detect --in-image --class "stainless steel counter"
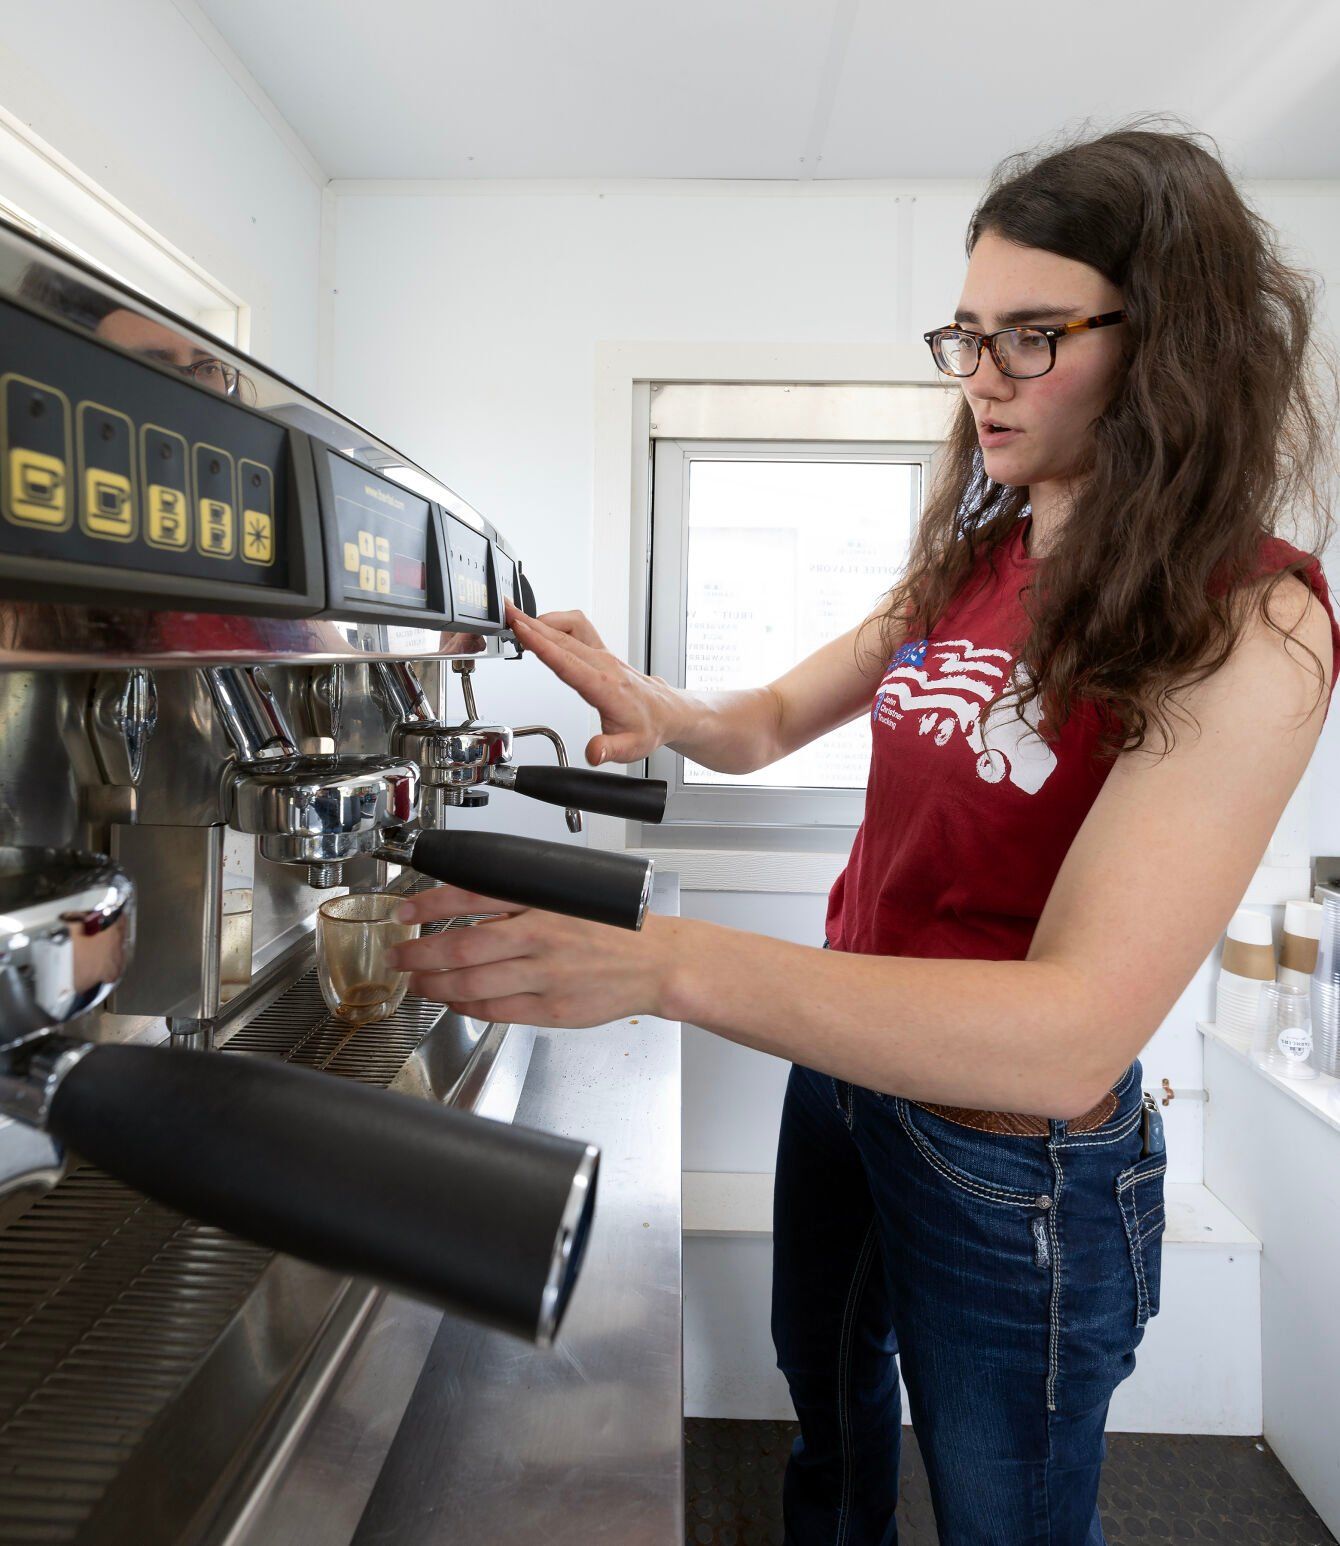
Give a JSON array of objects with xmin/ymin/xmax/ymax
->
[{"xmin": 231, "ymin": 871, "xmax": 683, "ymax": 1546}]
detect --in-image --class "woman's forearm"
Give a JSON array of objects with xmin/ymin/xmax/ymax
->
[
  {"xmin": 662, "ymin": 686, "xmax": 783, "ymax": 775},
  {"xmin": 646, "ymin": 916, "xmax": 1120, "ymax": 1120}
]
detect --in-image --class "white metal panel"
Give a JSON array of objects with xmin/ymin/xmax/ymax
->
[
  {"xmin": 649, "ymin": 381, "xmax": 956, "ymax": 441},
  {"xmin": 1203, "ymin": 1032, "xmax": 1340, "ymax": 1532}
]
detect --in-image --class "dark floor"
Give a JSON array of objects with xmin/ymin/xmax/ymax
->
[{"xmin": 685, "ymin": 1419, "xmax": 1338, "ymax": 1545}]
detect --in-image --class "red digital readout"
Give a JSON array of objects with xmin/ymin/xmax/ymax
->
[{"xmin": 392, "ymin": 554, "xmax": 426, "ymax": 592}]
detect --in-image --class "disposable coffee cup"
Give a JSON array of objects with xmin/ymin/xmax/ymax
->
[
  {"xmin": 1279, "ymin": 899, "xmax": 1322, "ymax": 992},
  {"xmin": 1217, "ymin": 909, "xmax": 1275, "ymax": 1049}
]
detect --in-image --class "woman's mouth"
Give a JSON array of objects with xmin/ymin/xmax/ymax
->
[{"xmin": 978, "ymin": 421, "xmax": 1021, "ymax": 447}]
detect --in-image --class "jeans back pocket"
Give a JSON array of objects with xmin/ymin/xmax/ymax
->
[{"xmin": 1116, "ymin": 1151, "xmax": 1167, "ymax": 1326}]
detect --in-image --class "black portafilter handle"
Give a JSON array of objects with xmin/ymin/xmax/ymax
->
[
  {"xmin": 505, "ymin": 765, "xmax": 668, "ymax": 824},
  {"xmin": 44, "ymin": 1043, "xmax": 598, "ymax": 1346},
  {"xmin": 396, "ymin": 829, "xmax": 654, "ymax": 931}
]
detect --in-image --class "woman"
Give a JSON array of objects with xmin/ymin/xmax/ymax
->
[{"xmin": 390, "ymin": 123, "xmax": 1340, "ymax": 1543}]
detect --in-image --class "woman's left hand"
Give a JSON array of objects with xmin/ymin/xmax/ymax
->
[{"xmin": 385, "ymin": 883, "xmax": 677, "ymax": 1027}]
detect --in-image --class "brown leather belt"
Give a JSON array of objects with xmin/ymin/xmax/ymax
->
[{"xmin": 912, "ymin": 1088, "xmax": 1120, "ymax": 1137}]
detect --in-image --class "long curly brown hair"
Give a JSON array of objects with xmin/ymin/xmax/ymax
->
[{"xmin": 859, "ymin": 115, "xmax": 1339, "ymax": 755}]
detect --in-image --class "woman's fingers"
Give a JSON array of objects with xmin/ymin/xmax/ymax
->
[
  {"xmin": 507, "ymin": 613, "xmax": 617, "ymax": 702},
  {"xmin": 389, "ymin": 911, "xmax": 530, "ymax": 973},
  {"xmin": 393, "ymin": 882, "xmax": 523, "ymax": 926},
  {"xmin": 508, "ymin": 606, "xmax": 612, "ymax": 669},
  {"xmin": 505, "ymin": 598, "xmax": 666, "ymax": 763},
  {"xmin": 406, "ymin": 980, "xmax": 544, "ymax": 1022},
  {"xmin": 405, "ymin": 961, "xmax": 544, "ymax": 1004},
  {"xmin": 506, "ymin": 597, "xmax": 607, "ymax": 651}
]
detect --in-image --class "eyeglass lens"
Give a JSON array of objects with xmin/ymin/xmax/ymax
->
[
  {"xmin": 934, "ymin": 328, "xmax": 1052, "ymax": 379},
  {"xmin": 190, "ymin": 360, "xmax": 233, "ymax": 390}
]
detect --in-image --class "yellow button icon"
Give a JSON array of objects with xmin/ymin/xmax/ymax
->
[
  {"xmin": 358, "ymin": 530, "xmax": 375, "ymax": 558},
  {"xmin": 147, "ymin": 485, "xmax": 188, "ymax": 549},
  {"xmin": 358, "ymin": 563, "xmax": 375, "ymax": 591},
  {"xmin": 376, "ymin": 568, "xmax": 390, "ymax": 594},
  {"xmin": 199, "ymin": 499, "xmax": 235, "ymax": 558},
  {"xmin": 84, "ymin": 469, "xmax": 133, "ymax": 539},
  {"xmin": 242, "ymin": 509, "xmax": 274, "ymax": 566},
  {"xmin": 375, "ymin": 536, "xmax": 390, "ymax": 563},
  {"xmin": 344, "ymin": 541, "xmax": 359, "ymax": 573},
  {"xmin": 7, "ymin": 449, "xmax": 68, "ymax": 527}
]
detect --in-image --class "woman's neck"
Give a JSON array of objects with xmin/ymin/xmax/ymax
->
[{"xmin": 1022, "ymin": 485, "xmax": 1072, "ymax": 560}]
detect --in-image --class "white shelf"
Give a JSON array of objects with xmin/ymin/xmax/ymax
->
[
  {"xmin": 1198, "ymin": 1020, "xmax": 1340, "ymax": 1138},
  {"xmin": 683, "ymin": 1171, "xmax": 774, "ymax": 1237},
  {"xmin": 683, "ymin": 1168, "xmax": 1258, "ymax": 1250}
]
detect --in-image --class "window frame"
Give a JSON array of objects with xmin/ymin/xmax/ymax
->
[
  {"xmin": 0, "ymin": 106, "xmax": 247, "ymax": 344},
  {"xmin": 643, "ymin": 433, "xmax": 937, "ymax": 847}
]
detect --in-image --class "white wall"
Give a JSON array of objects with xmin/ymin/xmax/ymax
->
[{"xmin": 0, "ymin": 0, "xmax": 323, "ymax": 384}]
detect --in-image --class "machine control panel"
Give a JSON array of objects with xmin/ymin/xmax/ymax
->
[
  {"xmin": 0, "ymin": 289, "xmax": 523, "ymax": 632},
  {"xmin": 444, "ymin": 511, "xmax": 500, "ymax": 627},
  {"xmin": 316, "ymin": 449, "xmax": 450, "ymax": 624},
  {"xmin": 0, "ymin": 299, "xmax": 320, "ymax": 614}
]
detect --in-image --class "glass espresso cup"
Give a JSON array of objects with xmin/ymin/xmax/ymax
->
[{"xmin": 315, "ymin": 892, "xmax": 420, "ymax": 1026}]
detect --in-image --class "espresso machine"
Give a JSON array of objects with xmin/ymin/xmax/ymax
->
[{"xmin": 0, "ymin": 219, "xmax": 668, "ymax": 1543}]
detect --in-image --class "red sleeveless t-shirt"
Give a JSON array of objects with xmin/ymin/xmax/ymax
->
[{"xmin": 825, "ymin": 517, "xmax": 1340, "ymax": 961}]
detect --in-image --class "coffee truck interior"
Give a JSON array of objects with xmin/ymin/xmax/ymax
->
[{"xmin": 1, "ymin": 4, "xmax": 1339, "ymax": 1542}]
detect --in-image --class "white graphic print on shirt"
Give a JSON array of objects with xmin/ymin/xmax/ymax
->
[{"xmin": 871, "ymin": 637, "xmax": 1059, "ymax": 795}]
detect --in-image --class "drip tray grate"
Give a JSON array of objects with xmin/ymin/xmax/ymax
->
[{"xmin": 0, "ymin": 964, "xmax": 454, "ymax": 1545}]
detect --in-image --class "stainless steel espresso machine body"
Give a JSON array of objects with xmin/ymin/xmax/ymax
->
[{"xmin": 0, "ymin": 220, "xmax": 668, "ymax": 1544}]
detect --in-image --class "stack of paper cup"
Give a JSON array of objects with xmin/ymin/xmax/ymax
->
[
  {"xmin": 1279, "ymin": 900, "xmax": 1323, "ymax": 990},
  {"xmin": 1311, "ymin": 887, "xmax": 1340, "ymax": 1077},
  {"xmin": 1216, "ymin": 908, "xmax": 1276, "ymax": 1049}
]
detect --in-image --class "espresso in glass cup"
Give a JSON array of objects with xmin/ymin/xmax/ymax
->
[{"xmin": 315, "ymin": 892, "xmax": 420, "ymax": 1025}]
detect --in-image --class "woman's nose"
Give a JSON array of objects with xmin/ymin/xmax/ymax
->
[{"xmin": 965, "ymin": 355, "xmax": 1016, "ymax": 411}]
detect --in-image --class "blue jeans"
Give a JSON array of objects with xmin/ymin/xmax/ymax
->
[{"xmin": 771, "ymin": 1047, "xmax": 1166, "ymax": 1545}]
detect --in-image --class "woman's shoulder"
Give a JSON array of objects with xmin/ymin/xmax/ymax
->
[
  {"xmin": 1236, "ymin": 534, "xmax": 1338, "ymax": 703},
  {"xmin": 1242, "ymin": 533, "xmax": 1333, "ymax": 619}
]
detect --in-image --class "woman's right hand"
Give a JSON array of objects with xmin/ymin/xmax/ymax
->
[{"xmin": 504, "ymin": 597, "xmax": 683, "ymax": 766}]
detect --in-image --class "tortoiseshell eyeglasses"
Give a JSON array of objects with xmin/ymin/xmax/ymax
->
[{"xmin": 924, "ymin": 310, "xmax": 1128, "ymax": 379}]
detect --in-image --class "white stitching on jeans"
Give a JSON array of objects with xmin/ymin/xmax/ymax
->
[
  {"xmin": 1110, "ymin": 1062, "xmax": 1139, "ymax": 1100},
  {"xmin": 895, "ymin": 1101, "xmax": 1041, "ymax": 1208},
  {"xmin": 1045, "ymin": 1138, "xmax": 1064, "ymax": 1413},
  {"xmin": 836, "ymin": 1222, "xmax": 878, "ymax": 1546},
  {"xmin": 1125, "ymin": 1192, "xmax": 1149, "ymax": 1324},
  {"xmin": 1116, "ymin": 1163, "xmax": 1164, "ymax": 1324},
  {"xmin": 1116, "ymin": 1162, "xmax": 1166, "ymax": 1193},
  {"xmin": 1056, "ymin": 1065, "xmax": 1142, "ymax": 1147},
  {"xmin": 1056, "ymin": 1107, "xmax": 1144, "ymax": 1148}
]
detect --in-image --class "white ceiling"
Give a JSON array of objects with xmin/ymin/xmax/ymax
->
[{"xmin": 191, "ymin": 0, "xmax": 1340, "ymax": 182}]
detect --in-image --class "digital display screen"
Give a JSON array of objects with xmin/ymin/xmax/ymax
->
[
  {"xmin": 327, "ymin": 451, "xmax": 432, "ymax": 609},
  {"xmin": 393, "ymin": 553, "xmax": 425, "ymax": 591},
  {"xmin": 497, "ymin": 550, "xmax": 520, "ymax": 607},
  {"xmin": 446, "ymin": 513, "xmax": 495, "ymax": 622}
]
